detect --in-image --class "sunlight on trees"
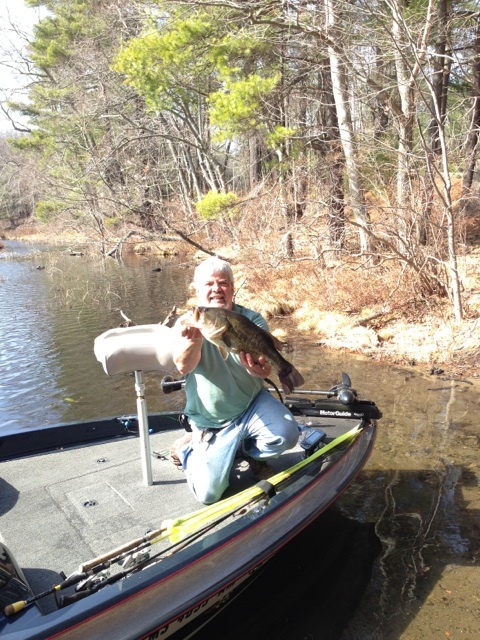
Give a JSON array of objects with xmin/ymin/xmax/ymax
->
[{"xmin": 2, "ymin": 0, "xmax": 480, "ymax": 322}]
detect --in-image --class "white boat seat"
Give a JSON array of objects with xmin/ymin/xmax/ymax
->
[{"xmin": 94, "ymin": 325, "xmax": 175, "ymax": 376}]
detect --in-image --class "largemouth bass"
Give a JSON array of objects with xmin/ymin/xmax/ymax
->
[{"xmin": 187, "ymin": 306, "xmax": 304, "ymax": 394}]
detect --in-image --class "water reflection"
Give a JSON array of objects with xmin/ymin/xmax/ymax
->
[
  {"xmin": 193, "ymin": 506, "xmax": 382, "ymax": 640},
  {"xmin": 0, "ymin": 241, "xmax": 478, "ymax": 639},
  {"xmin": 0, "ymin": 241, "xmax": 189, "ymax": 431}
]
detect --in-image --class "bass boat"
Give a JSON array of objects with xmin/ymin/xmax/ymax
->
[{"xmin": 0, "ymin": 324, "xmax": 381, "ymax": 640}]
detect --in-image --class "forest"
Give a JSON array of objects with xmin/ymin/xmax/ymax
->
[{"xmin": 2, "ymin": 0, "xmax": 480, "ymax": 336}]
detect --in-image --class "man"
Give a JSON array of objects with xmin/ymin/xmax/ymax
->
[{"xmin": 171, "ymin": 256, "xmax": 299, "ymax": 504}]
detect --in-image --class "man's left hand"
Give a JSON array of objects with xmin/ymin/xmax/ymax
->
[{"xmin": 239, "ymin": 352, "xmax": 272, "ymax": 379}]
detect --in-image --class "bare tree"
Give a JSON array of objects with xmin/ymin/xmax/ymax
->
[
  {"xmin": 462, "ymin": 14, "xmax": 480, "ymax": 195},
  {"xmin": 325, "ymin": 0, "xmax": 371, "ymax": 254}
]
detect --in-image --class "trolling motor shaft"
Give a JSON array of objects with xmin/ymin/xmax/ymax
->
[{"xmin": 161, "ymin": 372, "xmax": 358, "ymax": 405}]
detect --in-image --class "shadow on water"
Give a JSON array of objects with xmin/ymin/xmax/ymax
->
[
  {"xmin": 339, "ymin": 467, "xmax": 479, "ymax": 640},
  {"xmin": 196, "ymin": 463, "xmax": 479, "ymax": 640},
  {"xmin": 195, "ymin": 505, "xmax": 381, "ymax": 640}
]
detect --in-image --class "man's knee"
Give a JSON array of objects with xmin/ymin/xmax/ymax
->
[
  {"xmin": 275, "ymin": 415, "xmax": 299, "ymax": 451},
  {"xmin": 188, "ymin": 465, "xmax": 229, "ymax": 504},
  {"xmin": 193, "ymin": 483, "xmax": 225, "ymax": 505},
  {"xmin": 282, "ymin": 423, "xmax": 299, "ymax": 450}
]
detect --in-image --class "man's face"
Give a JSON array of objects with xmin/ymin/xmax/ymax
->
[{"xmin": 196, "ymin": 271, "xmax": 234, "ymax": 309}]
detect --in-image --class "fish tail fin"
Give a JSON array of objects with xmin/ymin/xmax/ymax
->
[{"xmin": 279, "ymin": 366, "xmax": 305, "ymax": 395}]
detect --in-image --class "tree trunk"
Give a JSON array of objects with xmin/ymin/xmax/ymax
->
[
  {"xmin": 249, "ymin": 135, "xmax": 263, "ymax": 188},
  {"xmin": 390, "ymin": 0, "xmax": 435, "ymax": 246},
  {"xmin": 428, "ymin": 0, "xmax": 450, "ymax": 155},
  {"xmin": 320, "ymin": 59, "xmax": 346, "ymax": 251},
  {"xmin": 420, "ymin": 0, "xmax": 451, "ymax": 245},
  {"xmin": 325, "ymin": 0, "xmax": 370, "ymax": 254},
  {"xmin": 391, "ymin": 0, "xmax": 415, "ymax": 242},
  {"xmin": 462, "ymin": 18, "xmax": 480, "ymax": 194}
]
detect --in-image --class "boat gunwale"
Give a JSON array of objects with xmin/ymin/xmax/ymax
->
[{"xmin": 0, "ymin": 397, "xmax": 381, "ymax": 463}]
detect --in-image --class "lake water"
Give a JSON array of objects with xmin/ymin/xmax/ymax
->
[{"xmin": 0, "ymin": 240, "xmax": 478, "ymax": 639}]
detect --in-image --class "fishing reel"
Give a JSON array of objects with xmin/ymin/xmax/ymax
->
[
  {"xmin": 74, "ymin": 571, "xmax": 110, "ymax": 593},
  {"xmin": 119, "ymin": 550, "xmax": 150, "ymax": 570},
  {"xmin": 329, "ymin": 373, "xmax": 357, "ymax": 405}
]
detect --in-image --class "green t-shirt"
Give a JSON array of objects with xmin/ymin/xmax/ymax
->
[{"xmin": 184, "ymin": 304, "xmax": 268, "ymax": 428}]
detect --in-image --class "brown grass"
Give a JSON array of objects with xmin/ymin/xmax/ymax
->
[{"xmin": 4, "ymin": 196, "xmax": 480, "ymax": 379}]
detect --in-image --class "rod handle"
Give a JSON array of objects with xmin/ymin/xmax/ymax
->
[{"xmin": 4, "ymin": 600, "xmax": 28, "ymax": 616}]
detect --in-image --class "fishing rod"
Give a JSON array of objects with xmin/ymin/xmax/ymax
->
[
  {"xmin": 4, "ymin": 491, "xmax": 268, "ymax": 616},
  {"xmin": 3, "ymin": 527, "xmax": 171, "ymax": 617},
  {"xmin": 56, "ymin": 498, "xmax": 266, "ymax": 609},
  {"xmin": 79, "ymin": 527, "xmax": 168, "ymax": 573},
  {"xmin": 2, "ymin": 519, "xmax": 221, "ymax": 615},
  {"xmin": 4, "ymin": 563, "xmax": 111, "ymax": 617}
]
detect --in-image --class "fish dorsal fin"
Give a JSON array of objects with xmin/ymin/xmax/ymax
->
[
  {"xmin": 255, "ymin": 325, "xmax": 284, "ymax": 351},
  {"xmin": 242, "ymin": 320, "xmax": 285, "ymax": 352}
]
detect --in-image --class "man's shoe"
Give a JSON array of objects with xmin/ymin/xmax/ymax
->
[
  {"xmin": 244, "ymin": 456, "xmax": 274, "ymax": 481},
  {"xmin": 170, "ymin": 432, "xmax": 192, "ymax": 469}
]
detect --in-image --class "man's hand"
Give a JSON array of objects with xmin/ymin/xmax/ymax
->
[
  {"xmin": 239, "ymin": 352, "xmax": 272, "ymax": 379},
  {"xmin": 180, "ymin": 324, "xmax": 203, "ymax": 344},
  {"xmin": 173, "ymin": 322, "xmax": 204, "ymax": 375}
]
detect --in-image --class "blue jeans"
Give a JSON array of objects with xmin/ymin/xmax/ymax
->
[{"xmin": 176, "ymin": 390, "xmax": 299, "ymax": 504}]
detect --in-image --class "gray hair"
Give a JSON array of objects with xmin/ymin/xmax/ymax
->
[{"xmin": 193, "ymin": 256, "xmax": 234, "ymax": 289}]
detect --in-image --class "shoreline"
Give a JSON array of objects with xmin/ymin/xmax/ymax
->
[{"xmin": 2, "ymin": 223, "xmax": 479, "ymax": 381}]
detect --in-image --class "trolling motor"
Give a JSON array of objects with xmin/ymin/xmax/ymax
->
[
  {"xmin": 279, "ymin": 372, "xmax": 358, "ymax": 405},
  {"xmin": 161, "ymin": 373, "xmax": 358, "ymax": 405},
  {"xmin": 282, "ymin": 373, "xmax": 381, "ymax": 421},
  {"xmin": 327, "ymin": 372, "xmax": 358, "ymax": 405}
]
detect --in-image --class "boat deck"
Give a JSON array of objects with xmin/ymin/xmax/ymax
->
[{"xmin": 0, "ymin": 416, "xmax": 354, "ymax": 614}]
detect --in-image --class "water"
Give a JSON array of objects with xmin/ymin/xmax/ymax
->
[
  {"xmin": 0, "ymin": 241, "xmax": 190, "ymax": 432},
  {"xmin": 0, "ymin": 241, "xmax": 478, "ymax": 639}
]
